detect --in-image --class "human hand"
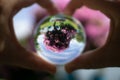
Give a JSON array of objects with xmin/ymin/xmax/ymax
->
[
  {"xmin": 64, "ymin": 0, "xmax": 120, "ymax": 73},
  {"xmin": 0, "ymin": 0, "xmax": 58, "ymax": 74}
]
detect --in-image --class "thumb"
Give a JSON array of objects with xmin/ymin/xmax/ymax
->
[{"xmin": 65, "ymin": 47, "xmax": 111, "ymax": 73}]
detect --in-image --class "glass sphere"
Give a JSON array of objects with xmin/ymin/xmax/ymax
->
[{"xmin": 34, "ymin": 14, "xmax": 86, "ymax": 65}]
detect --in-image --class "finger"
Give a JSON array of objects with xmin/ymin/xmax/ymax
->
[
  {"xmin": 1, "ymin": 0, "xmax": 58, "ymax": 17},
  {"xmin": 83, "ymin": 0, "xmax": 120, "ymax": 20},
  {"xmin": 0, "ymin": 0, "xmax": 57, "ymax": 74},
  {"xmin": 1, "ymin": 0, "xmax": 58, "ymax": 45},
  {"xmin": 81, "ymin": 0, "xmax": 120, "ymax": 47},
  {"xmin": 65, "ymin": 41, "xmax": 120, "ymax": 73},
  {"xmin": 12, "ymin": 0, "xmax": 59, "ymax": 15},
  {"xmin": 64, "ymin": 0, "xmax": 83, "ymax": 15},
  {"xmin": 65, "ymin": 1, "xmax": 120, "ymax": 72},
  {"xmin": 36, "ymin": 0, "xmax": 58, "ymax": 15},
  {"xmin": 8, "ymin": 0, "xmax": 58, "ymax": 45},
  {"xmin": 64, "ymin": 0, "xmax": 120, "ymax": 46},
  {"xmin": 0, "ymin": 0, "xmax": 36, "ymax": 46},
  {"xmin": 64, "ymin": 0, "xmax": 120, "ymax": 17},
  {"xmin": 0, "ymin": 35, "xmax": 56, "ymax": 74},
  {"xmin": 65, "ymin": 46, "xmax": 116, "ymax": 73}
]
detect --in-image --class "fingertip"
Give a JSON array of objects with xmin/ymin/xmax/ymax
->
[
  {"xmin": 14, "ymin": 49, "xmax": 57, "ymax": 74},
  {"xmin": 64, "ymin": 4, "xmax": 78, "ymax": 16},
  {"xmin": 65, "ymin": 49, "xmax": 104, "ymax": 73},
  {"xmin": 48, "ymin": 9, "xmax": 59, "ymax": 15},
  {"xmin": 45, "ymin": 64, "xmax": 57, "ymax": 74},
  {"xmin": 65, "ymin": 63, "xmax": 76, "ymax": 73},
  {"xmin": 64, "ymin": 0, "xmax": 83, "ymax": 16},
  {"xmin": 29, "ymin": 54, "xmax": 57, "ymax": 74},
  {"xmin": 64, "ymin": 9, "xmax": 73, "ymax": 16},
  {"xmin": 65, "ymin": 56, "xmax": 83, "ymax": 73}
]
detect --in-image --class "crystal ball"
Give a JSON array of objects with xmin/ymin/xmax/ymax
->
[{"xmin": 34, "ymin": 14, "xmax": 86, "ymax": 65}]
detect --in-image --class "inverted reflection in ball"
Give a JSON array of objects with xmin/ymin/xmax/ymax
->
[{"xmin": 35, "ymin": 14, "xmax": 86, "ymax": 65}]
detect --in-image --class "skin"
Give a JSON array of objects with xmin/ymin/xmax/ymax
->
[
  {"xmin": 0, "ymin": 0, "xmax": 58, "ymax": 74},
  {"xmin": 64, "ymin": 0, "xmax": 120, "ymax": 73},
  {"xmin": 1, "ymin": 0, "xmax": 120, "ymax": 74}
]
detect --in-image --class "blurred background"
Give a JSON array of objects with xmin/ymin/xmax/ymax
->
[{"xmin": 1, "ymin": 0, "xmax": 120, "ymax": 80}]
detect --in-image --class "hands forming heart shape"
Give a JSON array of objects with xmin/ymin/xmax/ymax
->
[{"xmin": 0, "ymin": 0, "xmax": 120, "ymax": 74}]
